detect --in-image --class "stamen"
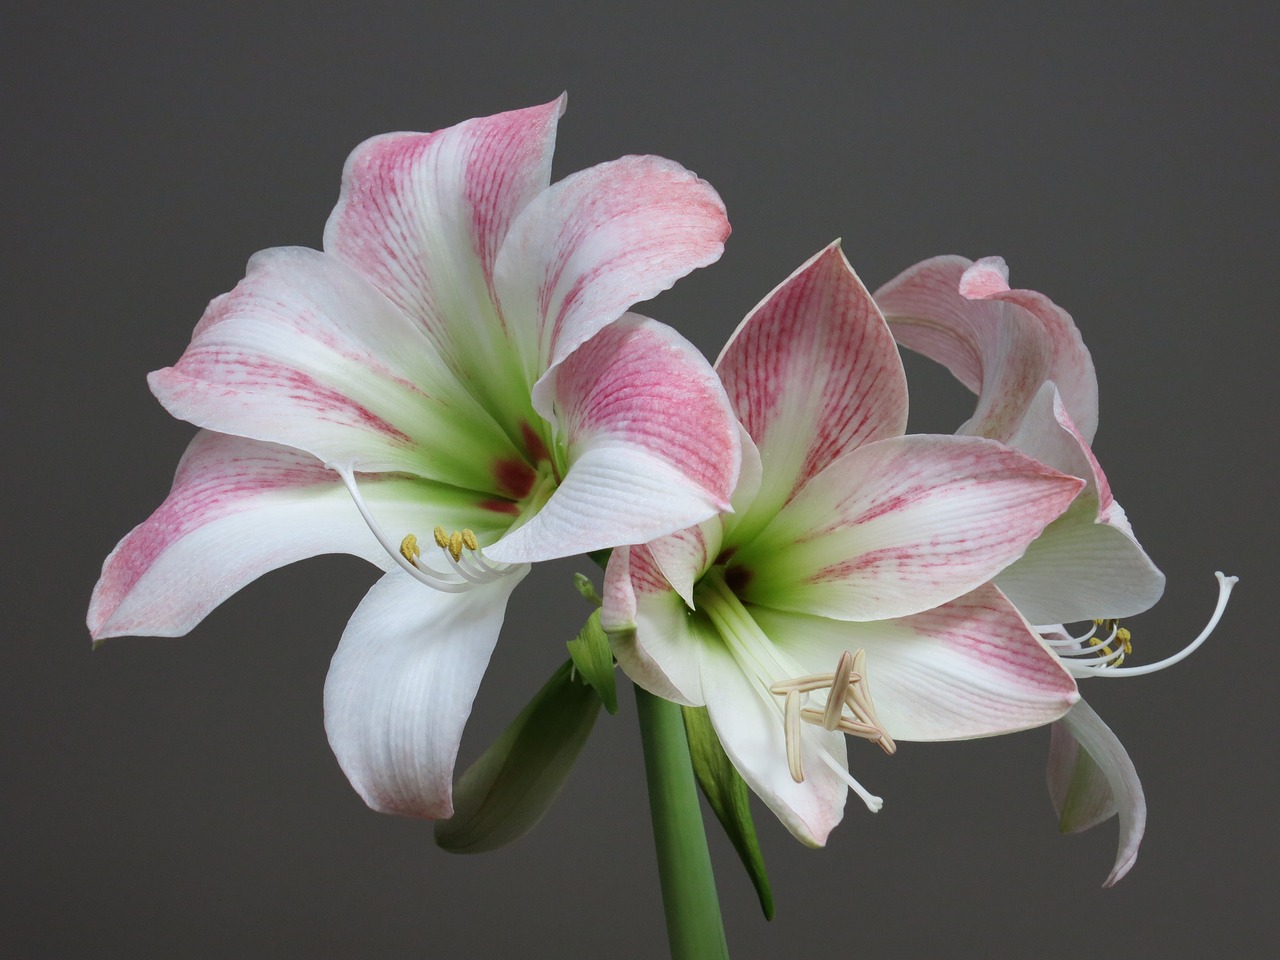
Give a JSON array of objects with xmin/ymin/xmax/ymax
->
[
  {"xmin": 329, "ymin": 464, "xmax": 470, "ymax": 592},
  {"xmin": 770, "ymin": 647, "xmax": 897, "ymax": 785},
  {"xmin": 1056, "ymin": 572, "xmax": 1238, "ymax": 678},
  {"xmin": 329, "ymin": 463, "xmax": 524, "ymax": 593},
  {"xmin": 785, "ymin": 690, "xmax": 804, "ymax": 783},
  {"xmin": 822, "ymin": 651, "xmax": 856, "ymax": 731}
]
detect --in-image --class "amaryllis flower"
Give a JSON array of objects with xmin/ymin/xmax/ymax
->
[
  {"xmin": 875, "ymin": 254, "xmax": 1163, "ymax": 625},
  {"xmin": 602, "ymin": 243, "xmax": 1083, "ymax": 845},
  {"xmin": 88, "ymin": 98, "xmax": 741, "ymax": 820},
  {"xmin": 876, "ymin": 255, "xmax": 1237, "ymax": 883}
]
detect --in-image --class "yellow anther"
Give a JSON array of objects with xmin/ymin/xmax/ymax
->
[
  {"xmin": 447, "ymin": 530, "xmax": 465, "ymax": 562},
  {"xmin": 462, "ymin": 529, "xmax": 479, "ymax": 551},
  {"xmin": 399, "ymin": 533, "xmax": 421, "ymax": 563},
  {"xmin": 433, "ymin": 526, "xmax": 449, "ymax": 549}
]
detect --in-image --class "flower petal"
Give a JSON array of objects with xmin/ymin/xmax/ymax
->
[
  {"xmin": 737, "ymin": 435, "xmax": 1084, "ymax": 621},
  {"xmin": 876, "ymin": 256, "xmax": 1056, "ymax": 442},
  {"xmin": 487, "ymin": 315, "xmax": 739, "ymax": 563},
  {"xmin": 603, "ymin": 545, "xmax": 707, "ymax": 707},
  {"xmin": 1049, "ymin": 700, "xmax": 1147, "ymax": 886},
  {"xmin": 755, "ymin": 584, "xmax": 1078, "ymax": 740},
  {"xmin": 997, "ymin": 383, "xmax": 1165, "ymax": 622},
  {"xmin": 88, "ymin": 432, "xmax": 506, "ymax": 641},
  {"xmin": 323, "ymin": 566, "xmax": 528, "ymax": 819},
  {"xmin": 322, "ymin": 98, "xmax": 563, "ymax": 397},
  {"xmin": 149, "ymin": 247, "xmax": 522, "ymax": 486},
  {"xmin": 700, "ymin": 637, "xmax": 848, "ymax": 847},
  {"xmin": 958, "ymin": 257, "xmax": 1099, "ymax": 442},
  {"xmin": 715, "ymin": 243, "xmax": 908, "ymax": 542},
  {"xmin": 492, "ymin": 154, "xmax": 728, "ymax": 418},
  {"xmin": 997, "ymin": 496, "xmax": 1166, "ymax": 623}
]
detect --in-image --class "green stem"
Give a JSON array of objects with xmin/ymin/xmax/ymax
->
[{"xmin": 635, "ymin": 684, "xmax": 730, "ymax": 959}]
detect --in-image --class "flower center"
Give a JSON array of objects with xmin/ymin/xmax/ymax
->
[
  {"xmin": 1040, "ymin": 571, "xmax": 1238, "ymax": 678},
  {"xmin": 329, "ymin": 463, "xmax": 525, "ymax": 593},
  {"xmin": 695, "ymin": 570, "xmax": 888, "ymax": 813}
]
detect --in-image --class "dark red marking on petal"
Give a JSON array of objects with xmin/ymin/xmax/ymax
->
[
  {"xmin": 479, "ymin": 499, "xmax": 522, "ymax": 516},
  {"xmin": 493, "ymin": 457, "xmax": 537, "ymax": 500},
  {"xmin": 520, "ymin": 420, "xmax": 550, "ymax": 464},
  {"xmin": 723, "ymin": 564, "xmax": 753, "ymax": 595}
]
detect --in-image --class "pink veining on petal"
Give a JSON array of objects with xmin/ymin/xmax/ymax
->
[
  {"xmin": 89, "ymin": 435, "xmax": 341, "ymax": 638},
  {"xmin": 717, "ymin": 243, "xmax": 908, "ymax": 506},
  {"xmin": 324, "ymin": 99, "xmax": 563, "ymax": 348},
  {"xmin": 556, "ymin": 316, "xmax": 738, "ymax": 509}
]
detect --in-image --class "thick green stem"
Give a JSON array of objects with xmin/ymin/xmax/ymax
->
[{"xmin": 635, "ymin": 684, "xmax": 730, "ymax": 959}]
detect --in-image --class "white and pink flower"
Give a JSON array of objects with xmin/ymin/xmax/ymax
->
[
  {"xmin": 876, "ymin": 255, "xmax": 1237, "ymax": 883},
  {"xmin": 602, "ymin": 244, "xmax": 1083, "ymax": 844},
  {"xmin": 88, "ymin": 99, "xmax": 742, "ymax": 820}
]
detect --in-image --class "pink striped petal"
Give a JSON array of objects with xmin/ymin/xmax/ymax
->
[
  {"xmin": 1049, "ymin": 700, "xmax": 1146, "ymax": 886},
  {"xmin": 486, "ymin": 315, "xmax": 739, "ymax": 563},
  {"xmin": 715, "ymin": 243, "xmax": 908, "ymax": 541},
  {"xmin": 88, "ymin": 432, "xmax": 508, "ymax": 641},
  {"xmin": 755, "ymin": 584, "xmax": 1078, "ymax": 740},
  {"xmin": 876, "ymin": 255, "xmax": 1099, "ymax": 443},
  {"xmin": 324, "ymin": 567, "xmax": 528, "ymax": 819},
  {"xmin": 149, "ymin": 247, "xmax": 522, "ymax": 486},
  {"xmin": 876, "ymin": 256, "xmax": 1052, "ymax": 442},
  {"xmin": 959, "ymin": 257, "xmax": 1099, "ymax": 442},
  {"xmin": 736, "ymin": 435, "xmax": 1084, "ymax": 621},
  {"xmin": 700, "ymin": 638, "xmax": 849, "ymax": 847},
  {"xmin": 322, "ymin": 99, "xmax": 563, "ymax": 387},
  {"xmin": 491, "ymin": 155, "xmax": 728, "ymax": 418}
]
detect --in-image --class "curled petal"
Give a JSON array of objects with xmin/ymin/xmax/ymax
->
[
  {"xmin": 878, "ymin": 255, "xmax": 1099, "ymax": 442},
  {"xmin": 488, "ymin": 315, "xmax": 739, "ymax": 563},
  {"xmin": 1048, "ymin": 700, "xmax": 1147, "ymax": 886},
  {"xmin": 737, "ymin": 435, "xmax": 1084, "ymax": 621},
  {"xmin": 716, "ymin": 242, "xmax": 908, "ymax": 541},
  {"xmin": 324, "ymin": 567, "xmax": 528, "ymax": 820},
  {"xmin": 88, "ymin": 432, "xmax": 502, "ymax": 640},
  {"xmin": 755, "ymin": 584, "xmax": 1078, "ymax": 741}
]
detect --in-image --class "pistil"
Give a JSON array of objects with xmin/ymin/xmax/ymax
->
[{"xmin": 1042, "ymin": 571, "xmax": 1238, "ymax": 678}]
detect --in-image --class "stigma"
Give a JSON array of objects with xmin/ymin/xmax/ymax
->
[
  {"xmin": 329, "ymin": 462, "xmax": 523, "ymax": 592},
  {"xmin": 770, "ymin": 649, "xmax": 893, "ymax": 812},
  {"xmin": 1041, "ymin": 571, "xmax": 1238, "ymax": 678}
]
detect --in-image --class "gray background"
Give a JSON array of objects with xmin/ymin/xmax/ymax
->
[{"xmin": 4, "ymin": 2, "xmax": 1276, "ymax": 957}]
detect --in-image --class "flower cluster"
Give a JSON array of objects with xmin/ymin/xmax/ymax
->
[{"xmin": 90, "ymin": 100, "xmax": 1234, "ymax": 887}]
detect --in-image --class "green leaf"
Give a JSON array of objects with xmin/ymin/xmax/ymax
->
[
  {"xmin": 435, "ymin": 660, "xmax": 600, "ymax": 854},
  {"xmin": 573, "ymin": 571, "xmax": 603, "ymax": 606},
  {"xmin": 681, "ymin": 704, "xmax": 775, "ymax": 920},
  {"xmin": 566, "ymin": 609, "xmax": 617, "ymax": 714}
]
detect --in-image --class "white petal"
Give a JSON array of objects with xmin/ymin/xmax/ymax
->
[
  {"xmin": 324, "ymin": 566, "xmax": 528, "ymax": 819},
  {"xmin": 1053, "ymin": 700, "xmax": 1147, "ymax": 886},
  {"xmin": 700, "ymin": 638, "xmax": 848, "ymax": 847}
]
